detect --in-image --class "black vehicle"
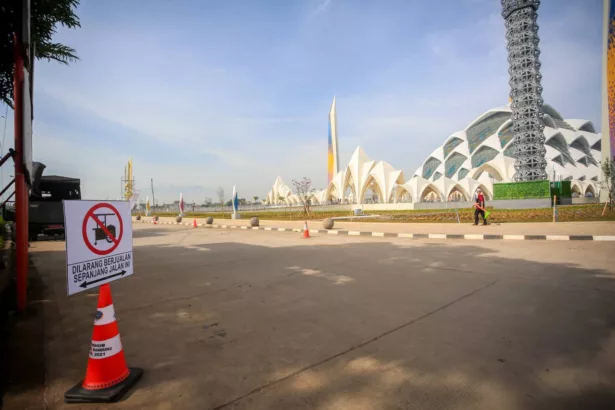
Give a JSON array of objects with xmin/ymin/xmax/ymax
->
[{"xmin": 3, "ymin": 174, "xmax": 81, "ymax": 241}]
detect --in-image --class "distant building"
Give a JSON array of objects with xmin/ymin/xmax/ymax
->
[{"xmin": 266, "ymin": 103, "xmax": 601, "ymax": 205}]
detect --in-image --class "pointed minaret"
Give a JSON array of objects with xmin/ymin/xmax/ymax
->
[{"xmin": 328, "ymin": 96, "xmax": 340, "ymax": 184}]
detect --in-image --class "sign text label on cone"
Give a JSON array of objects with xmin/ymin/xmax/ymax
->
[{"xmin": 64, "ymin": 201, "xmax": 134, "ymax": 296}]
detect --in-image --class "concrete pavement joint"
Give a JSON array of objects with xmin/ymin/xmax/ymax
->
[
  {"xmin": 211, "ymin": 278, "xmax": 500, "ymax": 410},
  {"xmin": 133, "ymin": 220, "xmax": 615, "ymax": 241},
  {"xmin": 124, "ymin": 255, "xmax": 359, "ymax": 316}
]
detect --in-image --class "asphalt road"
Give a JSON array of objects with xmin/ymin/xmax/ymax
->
[{"xmin": 6, "ymin": 223, "xmax": 615, "ymax": 409}]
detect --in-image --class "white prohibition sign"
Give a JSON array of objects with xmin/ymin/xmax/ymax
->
[{"xmin": 63, "ymin": 200, "xmax": 134, "ymax": 296}]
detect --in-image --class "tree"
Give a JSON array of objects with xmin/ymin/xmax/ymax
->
[
  {"xmin": 292, "ymin": 177, "xmax": 314, "ymax": 217},
  {"xmin": 253, "ymin": 196, "xmax": 259, "ymax": 204},
  {"xmin": 216, "ymin": 186, "xmax": 225, "ymax": 217},
  {"xmin": 1, "ymin": 0, "xmax": 81, "ymax": 107},
  {"xmin": 601, "ymin": 159, "xmax": 615, "ymax": 211}
]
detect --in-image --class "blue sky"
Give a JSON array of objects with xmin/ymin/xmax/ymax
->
[{"xmin": 0, "ymin": 0, "xmax": 605, "ymax": 203}]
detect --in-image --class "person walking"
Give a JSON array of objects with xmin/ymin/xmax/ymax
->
[{"xmin": 473, "ymin": 188, "xmax": 487, "ymax": 226}]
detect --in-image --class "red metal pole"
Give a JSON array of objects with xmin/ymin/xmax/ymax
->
[{"xmin": 14, "ymin": 34, "xmax": 28, "ymax": 312}]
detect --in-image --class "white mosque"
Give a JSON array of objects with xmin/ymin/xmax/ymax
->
[{"xmin": 266, "ymin": 101, "xmax": 602, "ymax": 207}]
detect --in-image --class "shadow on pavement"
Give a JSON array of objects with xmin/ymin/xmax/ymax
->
[{"xmin": 4, "ymin": 237, "xmax": 615, "ymax": 409}]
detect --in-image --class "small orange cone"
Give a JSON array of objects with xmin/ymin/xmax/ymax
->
[
  {"xmin": 302, "ymin": 221, "xmax": 310, "ymax": 239},
  {"xmin": 65, "ymin": 284, "xmax": 142, "ymax": 403},
  {"xmin": 193, "ymin": 218, "xmax": 198, "ymax": 228}
]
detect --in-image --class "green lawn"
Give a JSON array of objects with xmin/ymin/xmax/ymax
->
[{"xmin": 135, "ymin": 204, "xmax": 615, "ymax": 224}]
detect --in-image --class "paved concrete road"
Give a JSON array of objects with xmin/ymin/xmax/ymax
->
[{"xmin": 10, "ymin": 224, "xmax": 615, "ymax": 409}]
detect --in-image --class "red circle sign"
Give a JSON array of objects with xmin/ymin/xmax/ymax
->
[{"xmin": 82, "ymin": 203, "xmax": 124, "ymax": 256}]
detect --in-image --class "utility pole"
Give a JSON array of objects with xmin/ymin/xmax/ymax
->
[
  {"xmin": 14, "ymin": 0, "xmax": 32, "ymax": 312},
  {"xmin": 151, "ymin": 178, "xmax": 156, "ymax": 214}
]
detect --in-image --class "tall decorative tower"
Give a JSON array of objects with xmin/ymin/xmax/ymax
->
[
  {"xmin": 123, "ymin": 158, "xmax": 133, "ymax": 201},
  {"xmin": 502, "ymin": 0, "xmax": 547, "ymax": 181},
  {"xmin": 328, "ymin": 96, "xmax": 340, "ymax": 184}
]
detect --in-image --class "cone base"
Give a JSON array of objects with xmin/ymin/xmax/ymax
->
[{"xmin": 64, "ymin": 367, "xmax": 143, "ymax": 404}]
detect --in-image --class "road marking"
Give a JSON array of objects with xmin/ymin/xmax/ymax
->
[
  {"xmin": 568, "ymin": 235, "xmax": 594, "ymax": 241},
  {"xmin": 503, "ymin": 235, "xmax": 525, "ymax": 240},
  {"xmin": 525, "ymin": 235, "xmax": 547, "ymax": 240},
  {"xmin": 372, "ymin": 232, "xmax": 385, "ymax": 237},
  {"xmin": 546, "ymin": 235, "xmax": 569, "ymax": 241}
]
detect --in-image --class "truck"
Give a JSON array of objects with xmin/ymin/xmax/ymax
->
[{"xmin": 2, "ymin": 175, "xmax": 81, "ymax": 241}]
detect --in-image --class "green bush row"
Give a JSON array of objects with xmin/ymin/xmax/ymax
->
[{"xmin": 493, "ymin": 180, "xmax": 551, "ymax": 200}]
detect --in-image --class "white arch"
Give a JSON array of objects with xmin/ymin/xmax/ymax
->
[
  {"xmin": 571, "ymin": 183, "xmax": 582, "ymax": 197},
  {"xmin": 472, "ymin": 184, "xmax": 492, "ymax": 201},
  {"xmin": 394, "ymin": 184, "xmax": 413, "ymax": 203},
  {"xmin": 446, "ymin": 184, "xmax": 471, "ymax": 202},
  {"xmin": 360, "ymin": 175, "xmax": 384, "ymax": 203},
  {"xmin": 420, "ymin": 184, "xmax": 444, "ymax": 202},
  {"xmin": 471, "ymin": 163, "xmax": 504, "ymax": 182}
]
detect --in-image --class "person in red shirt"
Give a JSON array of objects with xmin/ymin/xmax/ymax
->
[{"xmin": 473, "ymin": 188, "xmax": 487, "ymax": 226}]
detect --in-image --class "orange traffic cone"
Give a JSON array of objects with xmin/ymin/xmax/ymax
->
[
  {"xmin": 153, "ymin": 219, "xmax": 157, "ymax": 225},
  {"xmin": 193, "ymin": 218, "xmax": 198, "ymax": 228},
  {"xmin": 302, "ymin": 221, "xmax": 310, "ymax": 239},
  {"xmin": 65, "ymin": 284, "xmax": 142, "ymax": 403}
]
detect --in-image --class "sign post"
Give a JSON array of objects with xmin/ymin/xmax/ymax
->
[
  {"xmin": 63, "ymin": 200, "xmax": 142, "ymax": 403},
  {"xmin": 64, "ymin": 201, "xmax": 134, "ymax": 295}
]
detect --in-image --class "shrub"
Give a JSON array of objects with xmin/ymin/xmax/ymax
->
[{"xmin": 493, "ymin": 181, "xmax": 551, "ymax": 200}]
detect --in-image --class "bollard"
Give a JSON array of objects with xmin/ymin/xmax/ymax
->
[{"xmin": 553, "ymin": 195, "xmax": 558, "ymax": 223}]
